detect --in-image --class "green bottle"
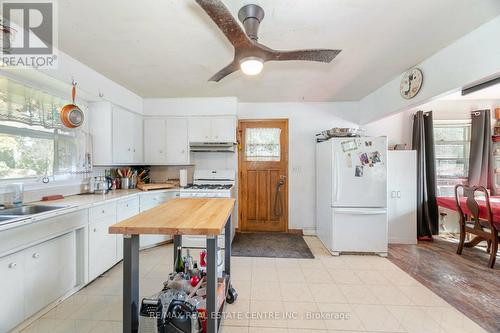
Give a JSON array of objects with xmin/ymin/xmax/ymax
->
[{"xmin": 174, "ymin": 246, "xmax": 184, "ymax": 273}]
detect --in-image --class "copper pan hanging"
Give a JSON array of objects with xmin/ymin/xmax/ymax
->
[{"xmin": 60, "ymin": 82, "xmax": 84, "ymax": 128}]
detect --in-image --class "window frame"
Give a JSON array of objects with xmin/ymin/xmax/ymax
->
[{"xmin": 433, "ymin": 120, "xmax": 472, "ymax": 196}]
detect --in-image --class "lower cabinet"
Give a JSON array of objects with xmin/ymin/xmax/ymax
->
[
  {"xmin": 0, "ymin": 232, "xmax": 76, "ymax": 333},
  {"xmin": 0, "ymin": 251, "xmax": 25, "ymax": 332},
  {"xmin": 139, "ymin": 191, "xmax": 179, "ymax": 248},
  {"xmin": 116, "ymin": 196, "xmax": 140, "ymax": 260},
  {"xmin": 88, "ymin": 202, "xmax": 118, "ymax": 281}
]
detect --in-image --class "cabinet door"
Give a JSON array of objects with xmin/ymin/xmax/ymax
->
[
  {"xmin": 188, "ymin": 117, "xmax": 212, "ymax": 142},
  {"xmin": 89, "ymin": 216, "xmax": 117, "ymax": 281},
  {"xmin": 24, "ymin": 235, "xmax": 67, "ymax": 317},
  {"xmin": 166, "ymin": 118, "xmax": 189, "ymax": 164},
  {"xmin": 112, "ymin": 107, "xmax": 135, "ymax": 163},
  {"xmin": 211, "ymin": 117, "xmax": 235, "ymax": 142},
  {"xmin": 0, "ymin": 251, "xmax": 25, "ymax": 333},
  {"xmin": 144, "ymin": 119, "xmax": 167, "ymax": 164},
  {"xmin": 139, "ymin": 192, "xmax": 178, "ymax": 247},
  {"xmin": 116, "ymin": 197, "xmax": 140, "ymax": 261},
  {"xmin": 133, "ymin": 113, "xmax": 144, "ymax": 163}
]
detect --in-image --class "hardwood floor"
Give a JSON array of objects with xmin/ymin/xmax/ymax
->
[{"xmin": 388, "ymin": 238, "xmax": 500, "ymax": 333}]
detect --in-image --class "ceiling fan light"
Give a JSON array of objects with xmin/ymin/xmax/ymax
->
[{"xmin": 239, "ymin": 57, "xmax": 264, "ymax": 76}]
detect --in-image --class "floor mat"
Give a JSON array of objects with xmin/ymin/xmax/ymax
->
[{"xmin": 231, "ymin": 232, "xmax": 315, "ymax": 258}]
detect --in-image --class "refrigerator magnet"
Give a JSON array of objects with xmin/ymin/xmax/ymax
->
[
  {"xmin": 345, "ymin": 153, "xmax": 353, "ymax": 168},
  {"xmin": 341, "ymin": 140, "xmax": 357, "ymax": 152},
  {"xmin": 359, "ymin": 153, "xmax": 369, "ymax": 165},
  {"xmin": 355, "ymin": 165, "xmax": 364, "ymax": 177}
]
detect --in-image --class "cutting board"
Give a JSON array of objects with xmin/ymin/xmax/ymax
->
[{"xmin": 137, "ymin": 182, "xmax": 179, "ymax": 191}]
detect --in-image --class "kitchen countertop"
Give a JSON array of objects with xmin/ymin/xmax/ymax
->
[
  {"xmin": 0, "ymin": 188, "xmax": 181, "ymax": 231},
  {"xmin": 109, "ymin": 198, "xmax": 236, "ymax": 235}
]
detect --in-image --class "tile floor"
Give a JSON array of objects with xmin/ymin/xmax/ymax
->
[{"xmin": 19, "ymin": 236, "xmax": 487, "ymax": 333}]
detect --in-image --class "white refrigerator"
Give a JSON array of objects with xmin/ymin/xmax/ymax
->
[{"xmin": 316, "ymin": 137, "xmax": 388, "ymax": 255}]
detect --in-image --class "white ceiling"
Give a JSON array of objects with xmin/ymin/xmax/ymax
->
[{"xmin": 57, "ymin": 0, "xmax": 500, "ymax": 102}]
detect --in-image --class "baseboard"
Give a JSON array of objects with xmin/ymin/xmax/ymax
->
[
  {"xmin": 287, "ymin": 229, "xmax": 303, "ymax": 235},
  {"xmin": 389, "ymin": 237, "xmax": 417, "ymax": 245}
]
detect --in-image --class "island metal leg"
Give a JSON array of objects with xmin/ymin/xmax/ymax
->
[
  {"xmin": 173, "ymin": 234, "xmax": 182, "ymax": 271},
  {"xmin": 224, "ymin": 215, "xmax": 231, "ymax": 276},
  {"xmin": 123, "ymin": 234, "xmax": 140, "ymax": 333},
  {"xmin": 206, "ymin": 235, "xmax": 218, "ymax": 333}
]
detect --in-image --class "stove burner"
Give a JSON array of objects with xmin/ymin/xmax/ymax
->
[{"xmin": 190, "ymin": 184, "xmax": 233, "ymax": 190}]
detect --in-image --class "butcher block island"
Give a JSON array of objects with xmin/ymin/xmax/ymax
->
[
  {"xmin": 109, "ymin": 198, "xmax": 236, "ymax": 333},
  {"xmin": 109, "ymin": 197, "xmax": 236, "ymax": 235}
]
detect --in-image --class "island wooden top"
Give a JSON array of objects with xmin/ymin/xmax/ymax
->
[{"xmin": 108, "ymin": 198, "xmax": 236, "ymax": 235}]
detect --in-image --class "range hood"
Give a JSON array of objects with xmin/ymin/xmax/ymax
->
[{"xmin": 189, "ymin": 142, "xmax": 235, "ymax": 152}]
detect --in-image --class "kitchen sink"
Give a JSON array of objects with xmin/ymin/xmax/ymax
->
[{"xmin": 0, "ymin": 205, "xmax": 66, "ymax": 216}]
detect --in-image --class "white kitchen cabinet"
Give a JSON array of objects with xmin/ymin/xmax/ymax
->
[
  {"xmin": 166, "ymin": 118, "xmax": 189, "ymax": 164},
  {"xmin": 112, "ymin": 107, "xmax": 135, "ymax": 164},
  {"xmin": 89, "ymin": 101, "xmax": 143, "ymax": 165},
  {"xmin": 0, "ymin": 251, "xmax": 25, "ymax": 333},
  {"xmin": 116, "ymin": 197, "xmax": 140, "ymax": 260},
  {"xmin": 387, "ymin": 151, "xmax": 417, "ymax": 244},
  {"xmin": 188, "ymin": 116, "xmax": 235, "ymax": 143},
  {"xmin": 133, "ymin": 113, "xmax": 144, "ymax": 163},
  {"xmin": 89, "ymin": 202, "xmax": 118, "ymax": 280},
  {"xmin": 144, "ymin": 117, "xmax": 190, "ymax": 165},
  {"xmin": 24, "ymin": 232, "xmax": 76, "ymax": 318},
  {"xmin": 144, "ymin": 118, "xmax": 167, "ymax": 164},
  {"xmin": 139, "ymin": 191, "xmax": 179, "ymax": 248},
  {"xmin": 211, "ymin": 117, "xmax": 236, "ymax": 142},
  {"xmin": 188, "ymin": 117, "xmax": 212, "ymax": 142}
]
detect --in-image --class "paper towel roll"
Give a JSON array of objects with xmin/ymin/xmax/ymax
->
[{"xmin": 179, "ymin": 169, "xmax": 188, "ymax": 188}]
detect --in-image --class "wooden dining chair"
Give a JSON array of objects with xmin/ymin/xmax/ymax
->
[{"xmin": 454, "ymin": 184, "xmax": 499, "ymax": 268}]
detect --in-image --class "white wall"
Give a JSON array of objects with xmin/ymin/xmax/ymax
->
[
  {"xmin": 238, "ymin": 102, "xmax": 359, "ymax": 234},
  {"xmin": 2, "ymin": 50, "xmax": 143, "ymax": 114},
  {"xmin": 143, "ymin": 97, "xmax": 238, "ymax": 116},
  {"xmin": 364, "ymin": 99, "xmax": 500, "ymax": 146},
  {"xmin": 358, "ymin": 15, "xmax": 500, "ymax": 125}
]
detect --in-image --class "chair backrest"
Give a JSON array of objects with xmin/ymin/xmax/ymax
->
[{"xmin": 454, "ymin": 184, "xmax": 494, "ymax": 231}]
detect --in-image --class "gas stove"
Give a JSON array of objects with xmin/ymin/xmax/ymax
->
[
  {"xmin": 186, "ymin": 184, "xmax": 233, "ymax": 190},
  {"xmin": 180, "ymin": 169, "xmax": 237, "ymax": 249},
  {"xmin": 179, "ymin": 169, "xmax": 235, "ymax": 198}
]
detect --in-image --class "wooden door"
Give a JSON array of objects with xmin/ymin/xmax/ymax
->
[{"xmin": 239, "ymin": 119, "xmax": 288, "ymax": 232}]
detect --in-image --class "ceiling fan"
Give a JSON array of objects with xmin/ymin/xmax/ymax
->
[{"xmin": 195, "ymin": 0, "xmax": 342, "ymax": 82}]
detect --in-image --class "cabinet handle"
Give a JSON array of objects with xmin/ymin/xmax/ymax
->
[
  {"xmin": 32, "ymin": 253, "xmax": 40, "ymax": 259},
  {"xmin": 93, "ymin": 228, "xmax": 97, "ymax": 232},
  {"xmin": 175, "ymin": 193, "xmax": 179, "ymax": 197},
  {"xmin": 102, "ymin": 210, "xmax": 105, "ymax": 214},
  {"xmin": 126, "ymin": 204, "xmax": 129, "ymax": 207},
  {"xmin": 133, "ymin": 149, "xmax": 136, "ymax": 152},
  {"xmin": 159, "ymin": 150, "xmax": 163, "ymax": 154},
  {"xmin": 397, "ymin": 191, "xmax": 401, "ymax": 198},
  {"xmin": 8, "ymin": 262, "xmax": 17, "ymax": 269},
  {"xmin": 128, "ymin": 148, "xmax": 131, "ymax": 151}
]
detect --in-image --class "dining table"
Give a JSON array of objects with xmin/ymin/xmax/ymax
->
[{"xmin": 437, "ymin": 195, "xmax": 500, "ymax": 250}]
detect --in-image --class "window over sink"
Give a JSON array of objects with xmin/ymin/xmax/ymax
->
[{"xmin": 0, "ymin": 76, "xmax": 89, "ymax": 181}]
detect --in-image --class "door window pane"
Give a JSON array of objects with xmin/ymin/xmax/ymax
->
[{"xmin": 245, "ymin": 128, "xmax": 281, "ymax": 161}]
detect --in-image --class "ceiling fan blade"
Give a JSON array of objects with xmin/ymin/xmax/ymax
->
[
  {"xmin": 195, "ymin": 0, "xmax": 253, "ymax": 49},
  {"xmin": 266, "ymin": 49, "xmax": 342, "ymax": 63},
  {"xmin": 209, "ymin": 61, "xmax": 240, "ymax": 82}
]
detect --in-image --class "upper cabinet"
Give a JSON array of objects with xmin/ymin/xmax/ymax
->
[
  {"xmin": 188, "ymin": 116, "xmax": 236, "ymax": 143},
  {"xmin": 90, "ymin": 102, "xmax": 143, "ymax": 165},
  {"xmin": 144, "ymin": 117, "xmax": 189, "ymax": 165}
]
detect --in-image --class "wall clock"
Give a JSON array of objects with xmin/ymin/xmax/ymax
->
[{"xmin": 400, "ymin": 68, "xmax": 423, "ymax": 99}]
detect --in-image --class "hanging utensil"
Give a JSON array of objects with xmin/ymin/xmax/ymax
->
[{"xmin": 60, "ymin": 82, "xmax": 84, "ymax": 128}]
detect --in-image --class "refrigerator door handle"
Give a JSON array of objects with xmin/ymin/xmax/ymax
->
[
  {"xmin": 334, "ymin": 208, "xmax": 387, "ymax": 215},
  {"xmin": 333, "ymin": 152, "xmax": 341, "ymax": 203}
]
